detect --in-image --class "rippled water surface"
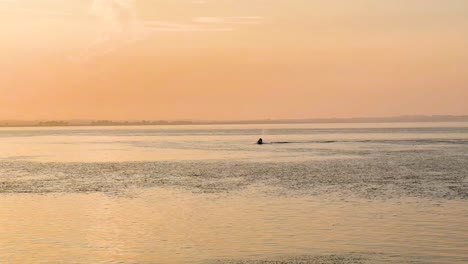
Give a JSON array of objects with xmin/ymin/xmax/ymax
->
[{"xmin": 0, "ymin": 123, "xmax": 467, "ymax": 263}]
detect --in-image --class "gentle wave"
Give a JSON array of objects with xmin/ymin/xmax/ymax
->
[{"xmin": 263, "ymin": 139, "xmax": 468, "ymax": 145}]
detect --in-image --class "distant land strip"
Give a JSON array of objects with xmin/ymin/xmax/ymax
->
[{"xmin": 1, "ymin": 115, "xmax": 468, "ymax": 128}]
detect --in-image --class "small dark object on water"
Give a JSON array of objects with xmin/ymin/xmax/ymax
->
[{"xmin": 257, "ymin": 138, "xmax": 263, "ymax": 145}]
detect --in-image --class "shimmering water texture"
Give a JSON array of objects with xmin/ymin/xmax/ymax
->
[{"xmin": 0, "ymin": 123, "xmax": 467, "ymax": 263}]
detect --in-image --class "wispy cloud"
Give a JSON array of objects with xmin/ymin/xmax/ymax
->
[
  {"xmin": 73, "ymin": 0, "xmax": 140, "ymax": 61},
  {"xmin": 72, "ymin": 0, "xmax": 264, "ymax": 61},
  {"xmin": 144, "ymin": 21, "xmax": 235, "ymax": 32},
  {"xmin": 89, "ymin": 0, "xmax": 135, "ymax": 30},
  {"xmin": 193, "ymin": 16, "xmax": 264, "ymax": 25}
]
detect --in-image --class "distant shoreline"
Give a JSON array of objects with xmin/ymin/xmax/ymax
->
[{"xmin": 1, "ymin": 115, "xmax": 468, "ymax": 128}]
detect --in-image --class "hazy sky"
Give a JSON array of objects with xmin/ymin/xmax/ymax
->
[{"xmin": 1, "ymin": 0, "xmax": 467, "ymax": 120}]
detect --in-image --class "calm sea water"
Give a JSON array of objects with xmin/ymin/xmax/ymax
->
[{"xmin": 0, "ymin": 123, "xmax": 467, "ymax": 263}]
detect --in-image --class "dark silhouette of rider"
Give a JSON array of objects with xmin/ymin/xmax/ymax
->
[{"xmin": 257, "ymin": 138, "xmax": 263, "ymax": 145}]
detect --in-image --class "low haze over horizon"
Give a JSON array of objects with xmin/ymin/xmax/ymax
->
[{"xmin": 1, "ymin": 0, "xmax": 467, "ymax": 120}]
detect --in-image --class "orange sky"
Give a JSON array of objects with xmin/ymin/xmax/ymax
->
[{"xmin": 1, "ymin": 0, "xmax": 467, "ymax": 120}]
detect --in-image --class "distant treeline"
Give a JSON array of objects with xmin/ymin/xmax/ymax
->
[
  {"xmin": 90, "ymin": 120, "xmax": 193, "ymax": 126},
  {"xmin": 0, "ymin": 120, "xmax": 193, "ymax": 127},
  {"xmin": 1, "ymin": 115, "xmax": 468, "ymax": 128},
  {"xmin": 263, "ymin": 115, "xmax": 468, "ymax": 124}
]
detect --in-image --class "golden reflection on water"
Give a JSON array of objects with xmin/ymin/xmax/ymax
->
[
  {"xmin": 1, "ymin": 124, "xmax": 468, "ymax": 263},
  {"xmin": 0, "ymin": 188, "xmax": 467, "ymax": 263}
]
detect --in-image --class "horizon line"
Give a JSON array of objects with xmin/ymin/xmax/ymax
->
[{"xmin": 1, "ymin": 115, "xmax": 468, "ymax": 128}]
